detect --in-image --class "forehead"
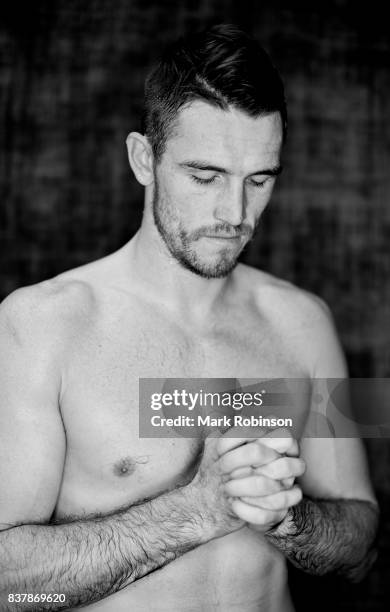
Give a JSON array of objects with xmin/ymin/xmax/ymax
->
[{"xmin": 164, "ymin": 101, "xmax": 283, "ymax": 171}]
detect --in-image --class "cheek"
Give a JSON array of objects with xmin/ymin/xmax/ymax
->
[
  {"xmin": 170, "ymin": 182, "xmax": 214, "ymax": 222},
  {"xmin": 160, "ymin": 174, "xmax": 188, "ymax": 207},
  {"xmin": 247, "ymin": 185, "xmax": 275, "ymax": 215}
]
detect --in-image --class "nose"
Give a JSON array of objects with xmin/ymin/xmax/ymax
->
[{"xmin": 214, "ymin": 182, "xmax": 245, "ymax": 227}]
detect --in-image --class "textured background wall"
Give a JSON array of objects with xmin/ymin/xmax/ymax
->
[{"xmin": 1, "ymin": 1, "xmax": 389, "ymax": 609}]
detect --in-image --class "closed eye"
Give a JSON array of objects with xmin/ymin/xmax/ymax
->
[
  {"xmin": 191, "ymin": 175, "xmax": 217, "ymax": 185},
  {"xmin": 250, "ymin": 179, "xmax": 268, "ymax": 188},
  {"xmin": 190, "ymin": 175, "xmax": 271, "ymax": 188}
]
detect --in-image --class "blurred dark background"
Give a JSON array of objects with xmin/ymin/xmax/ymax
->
[{"xmin": 1, "ymin": 0, "xmax": 389, "ymax": 609}]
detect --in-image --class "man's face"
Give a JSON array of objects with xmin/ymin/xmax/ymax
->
[{"xmin": 152, "ymin": 101, "xmax": 283, "ymax": 278}]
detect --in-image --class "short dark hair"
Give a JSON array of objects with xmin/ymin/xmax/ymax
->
[{"xmin": 143, "ymin": 23, "xmax": 287, "ymax": 161}]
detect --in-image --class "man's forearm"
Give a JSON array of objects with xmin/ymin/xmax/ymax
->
[
  {"xmin": 0, "ymin": 485, "xmax": 204, "ymax": 611},
  {"xmin": 265, "ymin": 496, "xmax": 379, "ymax": 581}
]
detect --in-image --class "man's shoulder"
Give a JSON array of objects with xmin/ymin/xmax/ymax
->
[
  {"xmin": 0, "ymin": 276, "xmax": 97, "ymax": 345},
  {"xmin": 236, "ymin": 263, "xmax": 332, "ymax": 328},
  {"xmin": 236, "ymin": 264, "xmax": 343, "ymax": 375}
]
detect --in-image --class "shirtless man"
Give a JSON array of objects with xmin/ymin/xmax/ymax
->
[{"xmin": 0, "ymin": 24, "xmax": 378, "ymax": 612}]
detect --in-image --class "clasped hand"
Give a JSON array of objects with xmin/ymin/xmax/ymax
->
[{"xmin": 217, "ymin": 428, "xmax": 305, "ymax": 532}]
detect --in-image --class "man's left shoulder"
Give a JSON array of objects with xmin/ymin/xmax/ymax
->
[
  {"xmin": 237, "ymin": 263, "xmax": 333, "ymax": 329},
  {"xmin": 236, "ymin": 265, "xmax": 346, "ymax": 375}
]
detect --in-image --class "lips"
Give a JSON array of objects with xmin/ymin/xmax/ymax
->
[{"xmin": 204, "ymin": 234, "xmax": 241, "ymax": 239}]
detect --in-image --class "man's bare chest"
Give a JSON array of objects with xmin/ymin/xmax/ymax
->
[{"xmin": 55, "ymin": 307, "xmax": 306, "ymax": 519}]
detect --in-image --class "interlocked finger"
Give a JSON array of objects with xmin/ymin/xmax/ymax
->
[
  {"xmin": 255, "ymin": 457, "xmax": 306, "ymax": 480},
  {"xmin": 260, "ymin": 431, "xmax": 299, "ymax": 457},
  {"xmin": 219, "ymin": 440, "xmax": 279, "ymax": 474},
  {"xmin": 240, "ymin": 485, "xmax": 302, "ymax": 510},
  {"xmin": 230, "ymin": 498, "xmax": 287, "ymax": 526},
  {"xmin": 229, "ymin": 466, "xmax": 253, "ymax": 479},
  {"xmin": 224, "ymin": 474, "xmax": 285, "ymax": 497},
  {"xmin": 217, "ymin": 427, "xmax": 267, "ymax": 456}
]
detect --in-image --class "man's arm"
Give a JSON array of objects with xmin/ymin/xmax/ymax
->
[
  {"xmin": 0, "ymin": 288, "xmax": 197, "ymax": 608},
  {"xmin": 266, "ymin": 496, "xmax": 378, "ymax": 581},
  {"xmin": 1, "ymin": 483, "xmax": 207, "ymax": 610},
  {"xmin": 227, "ymin": 293, "xmax": 379, "ymax": 580},
  {"xmin": 275, "ymin": 297, "xmax": 379, "ymax": 580}
]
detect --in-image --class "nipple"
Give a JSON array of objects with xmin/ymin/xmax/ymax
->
[
  {"xmin": 113, "ymin": 457, "xmax": 136, "ymax": 478},
  {"xmin": 113, "ymin": 455, "xmax": 149, "ymax": 478}
]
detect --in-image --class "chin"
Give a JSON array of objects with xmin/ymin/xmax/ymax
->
[{"xmin": 180, "ymin": 254, "xmax": 239, "ymax": 279}]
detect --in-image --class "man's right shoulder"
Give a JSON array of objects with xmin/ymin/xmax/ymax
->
[{"xmin": 0, "ymin": 278, "xmax": 97, "ymax": 347}]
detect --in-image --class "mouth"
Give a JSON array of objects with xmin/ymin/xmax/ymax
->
[{"xmin": 203, "ymin": 235, "xmax": 242, "ymax": 240}]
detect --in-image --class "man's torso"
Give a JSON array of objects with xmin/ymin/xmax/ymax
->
[{"xmin": 39, "ymin": 252, "xmax": 313, "ymax": 611}]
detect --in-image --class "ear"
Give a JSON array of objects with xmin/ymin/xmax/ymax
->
[{"xmin": 126, "ymin": 132, "xmax": 154, "ymax": 186}]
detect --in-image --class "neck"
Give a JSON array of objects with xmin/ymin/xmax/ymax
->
[{"xmin": 123, "ymin": 207, "xmax": 233, "ymax": 320}]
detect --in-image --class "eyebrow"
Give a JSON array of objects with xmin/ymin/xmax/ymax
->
[{"xmin": 178, "ymin": 160, "xmax": 283, "ymax": 177}]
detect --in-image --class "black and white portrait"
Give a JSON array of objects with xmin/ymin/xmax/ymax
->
[{"xmin": 0, "ymin": 2, "xmax": 389, "ymax": 611}]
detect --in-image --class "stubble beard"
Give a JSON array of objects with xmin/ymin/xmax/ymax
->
[{"xmin": 152, "ymin": 179, "xmax": 252, "ymax": 279}]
